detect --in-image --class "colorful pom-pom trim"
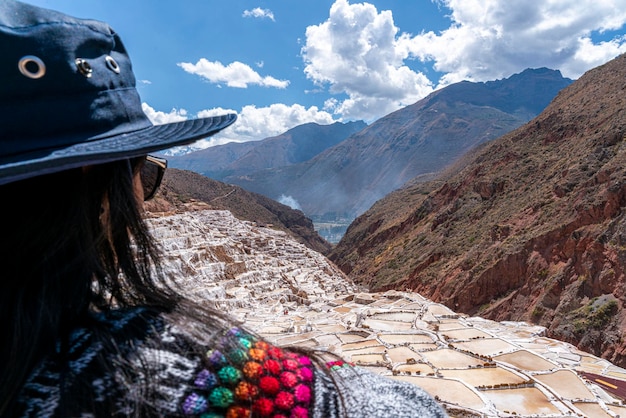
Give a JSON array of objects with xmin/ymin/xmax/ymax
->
[{"xmin": 182, "ymin": 328, "xmax": 314, "ymax": 417}]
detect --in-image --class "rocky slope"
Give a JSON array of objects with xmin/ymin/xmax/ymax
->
[
  {"xmin": 328, "ymin": 54, "xmax": 626, "ymax": 367},
  {"xmin": 144, "ymin": 168, "xmax": 332, "ymax": 254}
]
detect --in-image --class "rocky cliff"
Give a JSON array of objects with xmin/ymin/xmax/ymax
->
[{"xmin": 329, "ymin": 54, "xmax": 626, "ymax": 367}]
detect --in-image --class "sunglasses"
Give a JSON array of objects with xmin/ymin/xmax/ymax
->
[{"xmin": 139, "ymin": 155, "xmax": 167, "ymax": 201}]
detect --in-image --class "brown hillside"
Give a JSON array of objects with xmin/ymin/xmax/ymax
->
[
  {"xmin": 144, "ymin": 168, "xmax": 331, "ymax": 254},
  {"xmin": 329, "ymin": 53, "xmax": 626, "ymax": 367}
]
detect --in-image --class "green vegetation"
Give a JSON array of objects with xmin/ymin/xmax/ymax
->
[
  {"xmin": 570, "ymin": 297, "xmax": 618, "ymax": 334},
  {"xmin": 477, "ymin": 302, "xmax": 492, "ymax": 313},
  {"xmin": 531, "ymin": 305, "xmax": 545, "ymax": 319}
]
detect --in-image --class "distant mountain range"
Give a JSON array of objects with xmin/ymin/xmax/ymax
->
[
  {"xmin": 168, "ymin": 121, "xmax": 366, "ymax": 183},
  {"xmin": 329, "ymin": 53, "xmax": 626, "ymax": 368},
  {"xmin": 169, "ymin": 68, "xmax": 572, "ymax": 234},
  {"xmin": 169, "ymin": 68, "xmax": 572, "ymax": 242}
]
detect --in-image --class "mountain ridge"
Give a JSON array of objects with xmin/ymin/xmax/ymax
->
[
  {"xmin": 224, "ymin": 67, "xmax": 572, "ymax": 220},
  {"xmin": 168, "ymin": 121, "xmax": 366, "ymax": 181}
]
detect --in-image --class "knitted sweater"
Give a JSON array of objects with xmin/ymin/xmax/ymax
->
[{"xmin": 14, "ymin": 308, "xmax": 447, "ymax": 417}]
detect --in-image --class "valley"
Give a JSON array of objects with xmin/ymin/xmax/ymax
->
[
  {"xmin": 168, "ymin": 67, "xmax": 572, "ymax": 241},
  {"xmin": 147, "ymin": 207, "xmax": 626, "ymax": 417},
  {"xmin": 151, "ymin": 54, "xmax": 626, "ymax": 376}
]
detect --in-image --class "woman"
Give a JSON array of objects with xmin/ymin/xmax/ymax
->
[{"xmin": 0, "ymin": 1, "xmax": 447, "ymax": 417}]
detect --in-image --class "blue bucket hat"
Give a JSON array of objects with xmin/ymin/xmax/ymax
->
[{"xmin": 0, "ymin": 0, "xmax": 237, "ymax": 185}]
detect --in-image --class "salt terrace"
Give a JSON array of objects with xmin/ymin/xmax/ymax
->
[{"xmin": 148, "ymin": 208, "xmax": 626, "ymax": 418}]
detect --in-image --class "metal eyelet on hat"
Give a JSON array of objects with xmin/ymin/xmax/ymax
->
[
  {"xmin": 18, "ymin": 55, "xmax": 46, "ymax": 79},
  {"xmin": 105, "ymin": 55, "xmax": 120, "ymax": 74},
  {"xmin": 75, "ymin": 58, "xmax": 93, "ymax": 78}
]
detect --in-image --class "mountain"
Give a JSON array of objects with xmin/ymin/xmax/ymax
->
[
  {"xmin": 328, "ymin": 54, "xmax": 626, "ymax": 367},
  {"xmin": 225, "ymin": 68, "xmax": 572, "ymax": 221},
  {"xmin": 144, "ymin": 168, "xmax": 332, "ymax": 254},
  {"xmin": 167, "ymin": 121, "xmax": 367, "ymax": 180}
]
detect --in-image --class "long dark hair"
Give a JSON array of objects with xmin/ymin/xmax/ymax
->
[{"xmin": 0, "ymin": 159, "xmax": 177, "ymax": 415}]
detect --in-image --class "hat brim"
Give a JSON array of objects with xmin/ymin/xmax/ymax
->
[{"xmin": 0, "ymin": 113, "xmax": 237, "ymax": 185}]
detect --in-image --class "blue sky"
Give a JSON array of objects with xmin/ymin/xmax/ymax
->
[{"xmin": 27, "ymin": 0, "xmax": 626, "ymax": 149}]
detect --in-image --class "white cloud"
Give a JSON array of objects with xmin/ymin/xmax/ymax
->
[
  {"xmin": 301, "ymin": 0, "xmax": 434, "ymax": 121},
  {"xmin": 243, "ymin": 7, "xmax": 275, "ymax": 21},
  {"xmin": 178, "ymin": 59, "xmax": 289, "ymax": 89},
  {"xmin": 401, "ymin": 0, "xmax": 626, "ymax": 85},
  {"xmin": 144, "ymin": 102, "xmax": 338, "ymax": 151},
  {"xmin": 200, "ymin": 103, "xmax": 337, "ymax": 146},
  {"xmin": 278, "ymin": 195, "xmax": 302, "ymax": 211},
  {"xmin": 141, "ymin": 103, "xmax": 188, "ymax": 124},
  {"xmin": 302, "ymin": 0, "xmax": 626, "ymax": 122}
]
